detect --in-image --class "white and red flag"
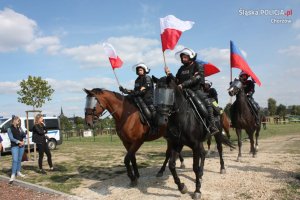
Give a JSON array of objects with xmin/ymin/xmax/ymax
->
[
  {"xmin": 103, "ymin": 43, "xmax": 123, "ymax": 69},
  {"xmin": 160, "ymin": 15, "xmax": 194, "ymax": 52}
]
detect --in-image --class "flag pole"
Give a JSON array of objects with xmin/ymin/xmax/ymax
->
[
  {"xmin": 112, "ymin": 69, "xmax": 121, "ymax": 87},
  {"xmin": 162, "ymin": 51, "xmax": 167, "ymax": 68}
]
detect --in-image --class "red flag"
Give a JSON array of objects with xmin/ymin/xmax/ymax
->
[
  {"xmin": 196, "ymin": 59, "xmax": 220, "ymax": 77},
  {"xmin": 230, "ymin": 41, "xmax": 261, "ymax": 86},
  {"xmin": 160, "ymin": 15, "xmax": 194, "ymax": 52},
  {"xmin": 103, "ymin": 43, "xmax": 123, "ymax": 69}
]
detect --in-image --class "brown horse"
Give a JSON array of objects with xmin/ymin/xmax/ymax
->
[
  {"xmin": 84, "ymin": 88, "xmax": 165, "ymax": 186},
  {"xmin": 228, "ymin": 79, "xmax": 261, "ymax": 161},
  {"xmin": 206, "ymin": 112, "xmax": 232, "ymax": 156}
]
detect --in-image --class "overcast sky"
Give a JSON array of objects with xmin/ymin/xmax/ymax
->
[{"xmin": 0, "ymin": 0, "xmax": 299, "ymax": 118}]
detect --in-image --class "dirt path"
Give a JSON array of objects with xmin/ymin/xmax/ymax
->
[{"xmin": 71, "ymin": 134, "xmax": 300, "ymax": 200}]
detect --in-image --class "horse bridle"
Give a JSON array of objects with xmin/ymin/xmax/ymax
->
[{"xmin": 85, "ymin": 96, "xmax": 107, "ymax": 119}]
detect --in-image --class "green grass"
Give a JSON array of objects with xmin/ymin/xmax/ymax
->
[
  {"xmin": 0, "ymin": 123, "xmax": 299, "ymax": 194},
  {"xmin": 228, "ymin": 123, "xmax": 300, "ymax": 141}
]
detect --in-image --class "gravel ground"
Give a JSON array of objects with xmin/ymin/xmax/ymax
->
[
  {"xmin": 71, "ymin": 134, "xmax": 300, "ymax": 200},
  {"xmin": 0, "ymin": 134, "xmax": 299, "ymax": 200}
]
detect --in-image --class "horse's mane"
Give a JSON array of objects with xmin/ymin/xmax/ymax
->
[{"xmin": 91, "ymin": 88, "xmax": 126, "ymax": 101}]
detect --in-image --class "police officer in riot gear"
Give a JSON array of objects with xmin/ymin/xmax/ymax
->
[
  {"xmin": 164, "ymin": 47, "xmax": 219, "ymax": 136},
  {"xmin": 204, "ymin": 80, "xmax": 218, "ymax": 103},
  {"xmin": 239, "ymin": 71, "xmax": 260, "ymax": 124},
  {"xmin": 119, "ymin": 63, "xmax": 157, "ymax": 133}
]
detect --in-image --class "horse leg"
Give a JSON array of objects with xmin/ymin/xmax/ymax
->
[
  {"xmin": 236, "ymin": 128, "xmax": 242, "ymax": 161},
  {"xmin": 179, "ymin": 152, "xmax": 185, "ymax": 169},
  {"xmin": 169, "ymin": 148, "xmax": 187, "ymax": 194},
  {"xmin": 124, "ymin": 142, "xmax": 142, "ymax": 187},
  {"xmin": 199, "ymin": 142, "xmax": 206, "ymax": 180},
  {"xmin": 255, "ymin": 125, "xmax": 261, "ymax": 152},
  {"xmin": 214, "ymin": 134, "xmax": 225, "ymax": 174},
  {"xmin": 193, "ymin": 144, "xmax": 202, "ymax": 200},
  {"xmin": 157, "ymin": 143, "xmax": 171, "ymax": 177},
  {"xmin": 206, "ymin": 136, "xmax": 211, "ymax": 157},
  {"xmin": 124, "ymin": 152, "xmax": 137, "ymax": 186},
  {"xmin": 247, "ymin": 130, "xmax": 256, "ymax": 158}
]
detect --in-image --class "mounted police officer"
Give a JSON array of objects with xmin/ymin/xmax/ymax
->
[
  {"xmin": 204, "ymin": 80, "xmax": 218, "ymax": 103},
  {"xmin": 119, "ymin": 63, "xmax": 157, "ymax": 134},
  {"xmin": 239, "ymin": 71, "xmax": 260, "ymax": 124},
  {"xmin": 164, "ymin": 47, "xmax": 219, "ymax": 136},
  {"xmin": 204, "ymin": 80, "xmax": 222, "ymax": 116}
]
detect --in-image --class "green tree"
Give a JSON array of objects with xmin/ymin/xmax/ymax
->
[
  {"xmin": 276, "ymin": 104, "xmax": 287, "ymax": 117},
  {"xmin": 268, "ymin": 98, "xmax": 277, "ymax": 116},
  {"xmin": 290, "ymin": 105, "xmax": 300, "ymax": 115},
  {"xmin": 60, "ymin": 116, "xmax": 72, "ymax": 131},
  {"xmin": 17, "ymin": 76, "xmax": 54, "ymax": 110}
]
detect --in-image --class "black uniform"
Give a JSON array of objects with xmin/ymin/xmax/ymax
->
[
  {"xmin": 241, "ymin": 78, "xmax": 260, "ymax": 122},
  {"xmin": 170, "ymin": 61, "xmax": 218, "ymax": 135},
  {"xmin": 133, "ymin": 75, "xmax": 154, "ymax": 106},
  {"xmin": 175, "ymin": 62, "xmax": 204, "ymax": 91},
  {"xmin": 206, "ymin": 88, "xmax": 218, "ymax": 103},
  {"xmin": 243, "ymin": 80, "xmax": 255, "ymax": 97}
]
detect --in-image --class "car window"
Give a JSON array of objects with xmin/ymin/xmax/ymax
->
[
  {"xmin": 1, "ymin": 119, "xmax": 11, "ymax": 132},
  {"xmin": 44, "ymin": 119, "xmax": 60, "ymax": 130}
]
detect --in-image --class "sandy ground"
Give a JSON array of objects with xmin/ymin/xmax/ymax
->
[{"xmin": 70, "ymin": 134, "xmax": 300, "ymax": 200}]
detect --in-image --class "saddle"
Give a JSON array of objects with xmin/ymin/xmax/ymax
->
[{"xmin": 125, "ymin": 95, "xmax": 151, "ymax": 126}]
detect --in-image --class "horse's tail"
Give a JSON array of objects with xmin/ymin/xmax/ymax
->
[
  {"xmin": 221, "ymin": 112, "xmax": 231, "ymax": 139},
  {"xmin": 218, "ymin": 132, "xmax": 236, "ymax": 149}
]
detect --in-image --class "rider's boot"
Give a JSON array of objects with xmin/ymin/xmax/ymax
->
[{"xmin": 205, "ymin": 100, "xmax": 219, "ymax": 136}]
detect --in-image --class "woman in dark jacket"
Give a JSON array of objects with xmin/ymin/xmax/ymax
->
[{"xmin": 32, "ymin": 114, "xmax": 53, "ymax": 174}]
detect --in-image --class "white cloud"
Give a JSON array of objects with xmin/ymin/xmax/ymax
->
[
  {"xmin": 0, "ymin": 8, "xmax": 36, "ymax": 52},
  {"xmin": 25, "ymin": 36, "xmax": 61, "ymax": 54},
  {"xmin": 0, "ymin": 8, "xmax": 61, "ymax": 53},
  {"xmin": 0, "ymin": 81, "xmax": 20, "ymax": 94},
  {"xmin": 292, "ymin": 19, "xmax": 300, "ymax": 29},
  {"xmin": 62, "ymin": 36, "xmax": 164, "ymax": 68},
  {"xmin": 278, "ymin": 45, "xmax": 300, "ymax": 56},
  {"xmin": 46, "ymin": 77, "xmax": 117, "ymax": 93}
]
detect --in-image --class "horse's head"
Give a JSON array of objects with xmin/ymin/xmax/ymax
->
[
  {"xmin": 228, "ymin": 78, "xmax": 243, "ymax": 96},
  {"xmin": 153, "ymin": 75, "xmax": 176, "ymax": 126},
  {"xmin": 83, "ymin": 88, "xmax": 107, "ymax": 127}
]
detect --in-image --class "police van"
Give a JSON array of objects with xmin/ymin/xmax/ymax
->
[{"xmin": 0, "ymin": 116, "xmax": 62, "ymax": 152}]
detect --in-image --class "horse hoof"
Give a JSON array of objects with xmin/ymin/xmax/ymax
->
[
  {"xmin": 180, "ymin": 163, "xmax": 186, "ymax": 169},
  {"xmin": 255, "ymin": 146, "xmax": 259, "ymax": 152},
  {"xmin": 130, "ymin": 179, "xmax": 138, "ymax": 187},
  {"xmin": 237, "ymin": 156, "xmax": 241, "ymax": 162},
  {"xmin": 220, "ymin": 169, "xmax": 226, "ymax": 174},
  {"xmin": 193, "ymin": 192, "xmax": 201, "ymax": 200},
  {"xmin": 253, "ymin": 154, "xmax": 257, "ymax": 158},
  {"xmin": 230, "ymin": 147, "xmax": 234, "ymax": 151},
  {"xmin": 179, "ymin": 183, "xmax": 188, "ymax": 194},
  {"xmin": 156, "ymin": 172, "xmax": 163, "ymax": 177}
]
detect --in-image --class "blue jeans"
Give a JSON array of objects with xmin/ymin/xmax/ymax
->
[{"xmin": 11, "ymin": 146, "xmax": 25, "ymax": 175}]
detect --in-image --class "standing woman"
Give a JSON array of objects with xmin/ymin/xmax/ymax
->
[
  {"xmin": 7, "ymin": 116, "xmax": 26, "ymax": 183},
  {"xmin": 32, "ymin": 114, "xmax": 53, "ymax": 174}
]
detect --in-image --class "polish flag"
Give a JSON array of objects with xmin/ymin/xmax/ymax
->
[
  {"xmin": 160, "ymin": 15, "xmax": 194, "ymax": 52},
  {"xmin": 103, "ymin": 43, "xmax": 123, "ymax": 69}
]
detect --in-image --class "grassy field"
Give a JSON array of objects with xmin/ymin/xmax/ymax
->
[{"xmin": 0, "ymin": 123, "xmax": 299, "ymax": 194}]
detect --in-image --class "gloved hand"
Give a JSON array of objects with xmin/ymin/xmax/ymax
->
[{"xmin": 119, "ymin": 86, "xmax": 128, "ymax": 94}]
